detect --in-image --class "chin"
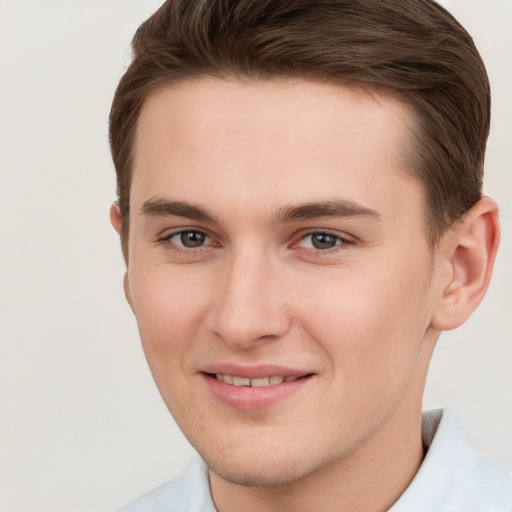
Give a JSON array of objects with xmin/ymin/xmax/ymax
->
[
  {"xmin": 208, "ymin": 459, "xmax": 313, "ymax": 487},
  {"xmin": 201, "ymin": 444, "xmax": 338, "ymax": 488}
]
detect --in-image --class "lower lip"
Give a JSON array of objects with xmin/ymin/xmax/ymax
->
[{"xmin": 202, "ymin": 374, "xmax": 312, "ymax": 410}]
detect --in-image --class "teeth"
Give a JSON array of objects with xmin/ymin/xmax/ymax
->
[
  {"xmin": 251, "ymin": 377, "xmax": 270, "ymax": 387},
  {"xmin": 214, "ymin": 374, "xmax": 298, "ymax": 387},
  {"xmin": 233, "ymin": 376, "xmax": 251, "ymax": 386}
]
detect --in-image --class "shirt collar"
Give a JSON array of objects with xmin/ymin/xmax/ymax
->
[{"xmin": 390, "ymin": 408, "xmax": 512, "ymax": 511}]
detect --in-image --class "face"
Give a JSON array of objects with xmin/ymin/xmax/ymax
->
[{"xmin": 124, "ymin": 78, "xmax": 446, "ymax": 487}]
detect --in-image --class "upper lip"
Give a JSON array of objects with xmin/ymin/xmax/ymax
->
[{"xmin": 201, "ymin": 363, "xmax": 311, "ymax": 379}]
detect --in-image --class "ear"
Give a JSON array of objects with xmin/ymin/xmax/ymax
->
[
  {"xmin": 110, "ymin": 201, "xmax": 122, "ymax": 234},
  {"xmin": 431, "ymin": 197, "xmax": 500, "ymax": 331},
  {"xmin": 110, "ymin": 202, "xmax": 135, "ymax": 313}
]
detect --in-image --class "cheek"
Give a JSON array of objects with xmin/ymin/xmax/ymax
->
[
  {"xmin": 295, "ymin": 260, "xmax": 433, "ymax": 382},
  {"xmin": 128, "ymin": 264, "xmax": 214, "ymax": 421},
  {"xmin": 129, "ymin": 263, "xmax": 210, "ymax": 369}
]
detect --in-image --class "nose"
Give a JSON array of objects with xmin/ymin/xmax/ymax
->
[{"xmin": 205, "ymin": 247, "xmax": 292, "ymax": 349}]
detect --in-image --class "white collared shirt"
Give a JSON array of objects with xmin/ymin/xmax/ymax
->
[{"xmin": 118, "ymin": 408, "xmax": 512, "ymax": 511}]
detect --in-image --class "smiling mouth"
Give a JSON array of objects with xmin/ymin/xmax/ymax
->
[
  {"xmin": 203, "ymin": 371, "xmax": 313, "ymax": 409},
  {"xmin": 213, "ymin": 374, "xmax": 303, "ymax": 387}
]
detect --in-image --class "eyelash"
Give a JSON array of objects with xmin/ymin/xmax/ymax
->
[{"xmin": 157, "ymin": 229, "xmax": 354, "ymax": 255}]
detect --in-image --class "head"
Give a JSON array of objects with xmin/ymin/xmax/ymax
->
[{"xmin": 108, "ymin": 0, "xmax": 499, "ymax": 497}]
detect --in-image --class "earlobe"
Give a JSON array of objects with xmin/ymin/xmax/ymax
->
[
  {"xmin": 110, "ymin": 201, "xmax": 122, "ymax": 235},
  {"xmin": 431, "ymin": 197, "xmax": 500, "ymax": 331},
  {"xmin": 123, "ymin": 271, "xmax": 135, "ymax": 313}
]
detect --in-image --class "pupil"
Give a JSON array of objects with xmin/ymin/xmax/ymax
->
[
  {"xmin": 181, "ymin": 231, "xmax": 205, "ymax": 248},
  {"xmin": 312, "ymin": 233, "xmax": 337, "ymax": 249}
]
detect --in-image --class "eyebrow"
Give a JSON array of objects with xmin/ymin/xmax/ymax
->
[
  {"xmin": 140, "ymin": 197, "xmax": 217, "ymax": 222},
  {"xmin": 139, "ymin": 197, "xmax": 381, "ymax": 224},
  {"xmin": 273, "ymin": 200, "xmax": 381, "ymax": 223}
]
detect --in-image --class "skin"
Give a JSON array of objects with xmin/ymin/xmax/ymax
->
[{"xmin": 111, "ymin": 78, "xmax": 499, "ymax": 512}]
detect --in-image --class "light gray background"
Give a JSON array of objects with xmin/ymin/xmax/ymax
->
[{"xmin": 0, "ymin": 1, "xmax": 510, "ymax": 511}]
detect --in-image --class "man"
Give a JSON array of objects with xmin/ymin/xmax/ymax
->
[{"xmin": 109, "ymin": 0, "xmax": 512, "ymax": 510}]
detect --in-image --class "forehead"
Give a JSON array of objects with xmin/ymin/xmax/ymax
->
[
  {"xmin": 132, "ymin": 78, "xmax": 422, "ymax": 228},
  {"xmin": 134, "ymin": 78, "xmax": 412, "ymax": 166}
]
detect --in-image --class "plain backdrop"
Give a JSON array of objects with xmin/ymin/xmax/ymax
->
[{"xmin": 0, "ymin": 1, "xmax": 510, "ymax": 511}]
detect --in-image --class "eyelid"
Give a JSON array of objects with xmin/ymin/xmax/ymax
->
[{"xmin": 158, "ymin": 225, "xmax": 208, "ymax": 239}]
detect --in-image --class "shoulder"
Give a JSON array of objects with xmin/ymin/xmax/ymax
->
[
  {"xmin": 116, "ymin": 456, "xmax": 216, "ymax": 512},
  {"xmin": 392, "ymin": 408, "xmax": 512, "ymax": 511}
]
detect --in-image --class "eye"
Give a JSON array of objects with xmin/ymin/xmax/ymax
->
[
  {"xmin": 166, "ymin": 230, "xmax": 212, "ymax": 249},
  {"xmin": 297, "ymin": 231, "xmax": 352, "ymax": 250}
]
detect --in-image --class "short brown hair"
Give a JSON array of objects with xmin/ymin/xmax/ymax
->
[{"xmin": 109, "ymin": 0, "xmax": 490, "ymax": 259}]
